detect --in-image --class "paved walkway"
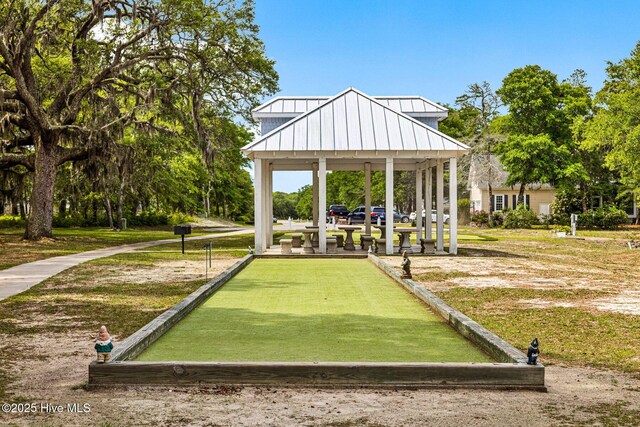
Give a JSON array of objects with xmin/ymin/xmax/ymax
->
[{"xmin": 0, "ymin": 228, "xmax": 253, "ymax": 301}]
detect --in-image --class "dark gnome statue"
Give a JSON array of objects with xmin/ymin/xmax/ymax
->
[
  {"xmin": 401, "ymin": 251, "xmax": 412, "ymax": 279},
  {"xmin": 527, "ymin": 338, "xmax": 540, "ymax": 365}
]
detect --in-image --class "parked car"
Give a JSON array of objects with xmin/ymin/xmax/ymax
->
[
  {"xmin": 409, "ymin": 209, "xmax": 450, "ymax": 224},
  {"xmin": 347, "ymin": 206, "xmax": 410, "ymax": 224},
  {"xmin": 326, "ymin": 204, "xmax": 350, "ymax": 221},
  {"xmin": 377, "ymin": 208, "xmax": 411, "ymax": 224},
  {"xmin": 347, "ymin": 206, "xmax": 381, "ymax": 224}
]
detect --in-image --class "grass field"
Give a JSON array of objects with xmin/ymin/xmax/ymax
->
[
  {"xmin": 0, "ymin": 226, "xmax": 215, "ymax": 270},
  {"xmin": 137, "ymin": 258, "xmax": 492, "ymax": 363},
  {"xmin": 397, "ymin": 227, "xmax": 640, "ymax": 373}
]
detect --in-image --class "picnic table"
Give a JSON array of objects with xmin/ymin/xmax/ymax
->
[
  {"xmin": 305, "ymin": 225, "xmax": 319, "ymax": 248},
  {"xmin": 337, "ymin": 225, "xmax": 360, "ymax": 251},
  {"xmin": 394, "ymin": 227, "xmax": 416, "ymax": 254},
  {"xmin": 296, "ymin": 227, "xmax": 317, "ymax": 254},
  {"xmin": 373, "ymin": 225, "xmax": 396, "ymax": 239}
]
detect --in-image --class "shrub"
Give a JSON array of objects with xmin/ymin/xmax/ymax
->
[
  {"xmin": 552, "ymin": 225, "xmax": 571, "ymax": 233},
  {"xmin": 53, "ymin": 212, "xmax": 110, "ymax": 227},
  {"xmin": 503, "ymin": 204, "xmax": 539, "ymax": 229},
  {"xmin": 127, "ymin": 211, "xmax": 168, "ymax": 227},
  {"xmin": 578, "ymin": 206, "xmax": 629, "ymax": 230},
  {"xmin": 471, "ymin": 210, "xmax": 489, "ymax": 227},
  {"xmin": 491, "ymin": 210, "xmax": 504, "ymax": 227},
  {"xmin": 0, "ymin": 215, "xmax": 26, "ymax": 228},
  {"xmin": 168, "ymin": 212, "xmax": 197, "ymax": 225}
]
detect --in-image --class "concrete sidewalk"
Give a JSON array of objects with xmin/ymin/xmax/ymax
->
[{"xmin": 0, "ymin": 228, "xmax": 253, "ymax": 301}]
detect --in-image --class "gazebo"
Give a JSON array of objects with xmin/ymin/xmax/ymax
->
[{"xmin": 242, "ymin": 88, "xmax": 468, "ymax": 255}]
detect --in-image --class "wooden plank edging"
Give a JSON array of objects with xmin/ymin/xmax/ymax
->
[
  {"xmin": 89, "ymin": 361, "xmax": 545, "ymax": 389},
  {"xmin": 367, "ymin": 254, "xmax": 532, "ymax": 365}
]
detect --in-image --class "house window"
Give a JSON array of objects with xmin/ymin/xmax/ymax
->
[{"xmin": 495, "ymin": 195, "xmax": 504, "ymax": 211}]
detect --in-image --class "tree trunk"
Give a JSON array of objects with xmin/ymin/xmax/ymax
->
[
  {"xmin": 25, "ymin": 142, "xmax": 58, "ymax": 240},
  {"xmin": 580, "ymin": 183, "xmax": 587, "ymax": 213},
  {"xmin": 488, "ymin": 184, "xmax": 494, "ymax": 219},
  {"xmin": 518, "ymin": 184, "xmax": 526, "ymax": 206},
  {"xmin": 58, "ymin": 199, "xmax": 67, "ymax": 217},
  {"xmin": 116, "ymin": 182, "xmax": 125, "ymax": 230},
  {"xmin": 11, "ymin": 196, "xmax": 19, "ymax": 216},
  {"xmin": 19, "ymin": 200, "xmax": 26, "ymax": 219},
  {"xmin": 104, "ymin": 196, "xmax": 114, "ymax": 230}
]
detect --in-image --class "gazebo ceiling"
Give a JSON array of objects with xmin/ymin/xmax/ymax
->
[{"xmin": 242, "ymin": 88, "xmax": 468, "ymax": 161}]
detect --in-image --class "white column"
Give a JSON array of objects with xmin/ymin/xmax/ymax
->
[
  {"xmin": 312, "ymin": 162, "xmax": 319, "ymax": 226},
  {"xmin": 262, "ymin": 160, "xmax": 269, "ymax": 252},
  {"xmin": 364, "ymin": 162, "xmax": 371, "ymax": 235},
  {"xmin": 318, "ymin": 158, "xmax": 327, "ymax": 254},
  {"xmin": 415, "ymin": 168, "xmax": 423, "ymax": 242},
  {"xmin": 449, "ymin": 157, "xmax": 458, "ymax": 255},
  {"xmin": 425, "ymin": 165, "xmax": 432, "ymax": 240},
  {"xmin": 254, "ymin": 159, "xmax": 264, "ymax": 254},
  {"xmin": 267, "ymin": 163, "xmax": 273, "ymax": 248},
  {"xmin": 385, "ymin": 158, "xmax": 394, "ymax": 255},
  {"xmin": 436, "ymin": 160, "xmax": 444, "ymax": 252}
]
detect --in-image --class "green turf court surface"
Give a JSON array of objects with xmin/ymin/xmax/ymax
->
[{"xmin": 137, "ymin": 259, "xmax": 493, "ymax": 363}]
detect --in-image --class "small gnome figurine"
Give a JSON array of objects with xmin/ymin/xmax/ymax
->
[
  {"xmin": 527, "ymin": 338, "xmax": 540, "ymax": 365},
  {"xmin": 95, "ymin": 325, "xmax": 114, "ymax": 364},
  {"xmin": 401, "ymin": 250, "xmax": 412, "ymax": 279}
]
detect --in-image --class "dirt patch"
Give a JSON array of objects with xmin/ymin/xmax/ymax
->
[
  {"xmin": 517, "ymin": 299, "xmax": 578, "ymax": 309},
  {"xmin": 1, "ymin": 356, "xmax": 639, "ymax": 426},
  {"xmin": 89, "ymin": 259, "xmax": 233, "ymax": 285},
  {"xmin": 590, "ymin": 291, "xmax": 640, "ymax": 315}
]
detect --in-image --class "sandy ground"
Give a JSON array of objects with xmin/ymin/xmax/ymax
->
[
  {"xmin": 381, "ymin": 243, "xmax": 640, "ymax": 316},
  {"xmin": 2, "ymin": 342, "xmax": 640, "ymax": 427},
  {"xmin": 1, "ymin": 244, "xmax": 639, "ymax": 426}
]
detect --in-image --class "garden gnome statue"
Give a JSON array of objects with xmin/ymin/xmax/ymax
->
[
  {"xmin": 527, "ymin": 338, "xmax": 540, "ymax": 365},
  {"xmin": 95, "ymin": 325, "xmax": 114, "ymax": 364},
  {"xmin": 401, "ymin": 250, "xmax": 412, "ymax": 279}
]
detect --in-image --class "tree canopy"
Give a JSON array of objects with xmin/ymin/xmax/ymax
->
[
  {"xmin": 0, "ymin": 0, "xmax": 277, "ymax": 238},
  {"xmin": 583, "ymin": 41, "xmax": 640, "ymax": 209}
]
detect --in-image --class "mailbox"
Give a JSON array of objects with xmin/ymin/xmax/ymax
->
[
  {"xmin": 174, "ymin": 224, "xmax": 192, "ymax": 253},
  {"xmin": 173, "ymin": 225, "xmax": 192, "ymax": 235}
]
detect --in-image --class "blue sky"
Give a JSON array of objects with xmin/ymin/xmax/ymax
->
[{"xmin": 251, "ymin": 0, "xmax": 640, "ymax": 192}]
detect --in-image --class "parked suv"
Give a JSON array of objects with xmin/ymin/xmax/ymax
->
[
  {"xmin": 326, "ymin": 204, "xmax": 350, "ymax": 221},
  {"xmin": 347, "ymin": 206, "xmax": 381, "ymax": 224}
]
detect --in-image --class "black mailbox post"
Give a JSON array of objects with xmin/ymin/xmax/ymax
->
[{"xmin": 174, "ymin": 224, "xmax": 192, "ymax": 254}]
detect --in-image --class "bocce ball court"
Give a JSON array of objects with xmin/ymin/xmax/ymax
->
[{"xmin": 88, "ymin": 256, "xmax": 545, "ymax": 389}]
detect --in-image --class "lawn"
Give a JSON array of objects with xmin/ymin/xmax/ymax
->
[
  {"xmin": 0, "ymin": 244, "xmax": 244, "ymax": 399},
  {"xmin": 137, "ymin": 258, "xmax": 492, "ymax": 363},
  {"xmin": 397, "ymin": 227, "xmax": 640, "ymax": 374},
  {"xmin": 0, "ymin": 226, "xmax": 216, "ymax": 270}
]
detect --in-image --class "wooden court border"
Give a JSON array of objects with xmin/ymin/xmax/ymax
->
[{"xmin": 88, "ymin": 254, "xmax": 545, "ymax": 390}]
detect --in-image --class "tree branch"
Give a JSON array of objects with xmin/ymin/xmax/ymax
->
[
  {"xmin": 0, "ymin": 153, "xmax": 34, "ymax": 170},
  {"xmin": 57, "ymin": 146, "xmax": 90, "ymax": 165},
  {"xmin": 1, "ymin": 135, "xmax": 32, "ymax": 149},
  {"xmin": 17, "ymin": 0, "xmax": 61, "ymax": 60}
]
